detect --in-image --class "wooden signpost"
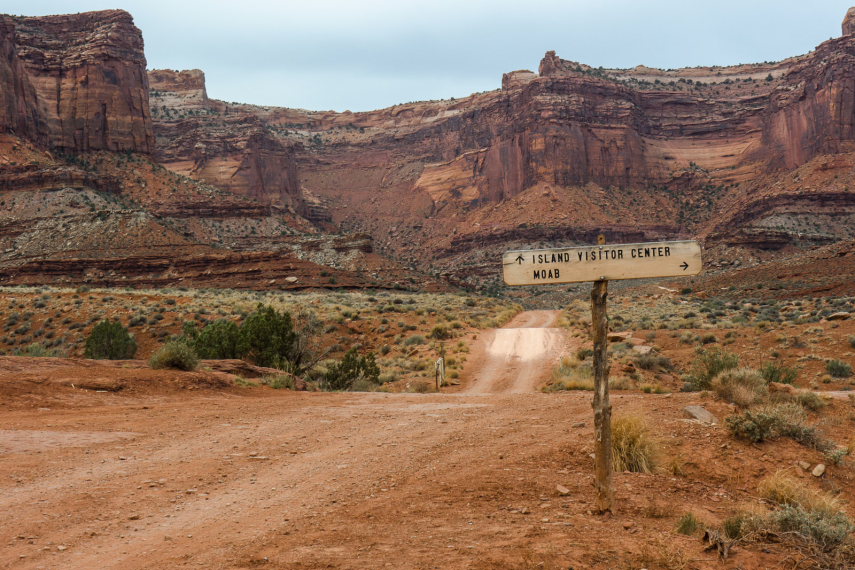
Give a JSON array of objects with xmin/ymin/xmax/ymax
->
[{"xmin": 502, "ymin": 237, "xmax": 702, "ymax": 513}]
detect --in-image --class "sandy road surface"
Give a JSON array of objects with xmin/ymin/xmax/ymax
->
[
  {"xmin": 462, "ymin": 310, "xmax": 572, "ymax": 394},
  {"xmin": 0, "ymin": 313, "xmax": 770, "ymax": 570}
]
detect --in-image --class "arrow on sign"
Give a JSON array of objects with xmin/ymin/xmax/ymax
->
[
  {"xmin": 680, "ymin": 261, "xmax": 689, "ymax": 271},
  {"xmin": 516, "ymin": 254, "xmax": 525, "ymax": 264}
]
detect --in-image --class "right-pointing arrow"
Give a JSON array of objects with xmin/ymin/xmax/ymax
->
[{"xmin": 680, "ymin": 261, "xmax": 689, "ymax": 271}]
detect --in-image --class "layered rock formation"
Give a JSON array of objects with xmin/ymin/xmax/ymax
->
[
  {"xmin": 149, "ymin": 69, "xmax": 308, "ymax": 216},
  {"xmin": 6, "ymin": 10, "xmax": 153, "ymax": 153}
]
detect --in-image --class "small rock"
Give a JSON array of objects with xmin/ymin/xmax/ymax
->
[
  {"xmin": 632, "ymin": 345, "xmax": 654, "ymax": 355},
  {"xmin": 623, "ymin": 521, "xmax": 634, "ymax": 530},
  {"xmin": 56, "ymin": 545, "xmax": 67, "ymax": 551},
  {"xmin": 608, "ymin": 331, "xmax": 633, "ymax": 342},
  {"xmin": 827, "ymin": 312, "xmax": 850, "ymax": 321},
  {"xmin": 798, "ymin": 461, "xmax": 811, "ymax": 471},
  {"xmin": 812, "ymin": 464, "xmax": 826, "ymax": 477},
  {"xmin": 285, "ymin": 276, "xmax": 298, "ymax": 283},
  {"xmin": 556, "ymin": 484, "xmax": 571, "ymax": 496},
  {"xmin": 683, "ymin": 405, "xmax": 718, "ymax": 425},
  {"xmin": 572, "ymin": 421, "xmax": 586, "ymax": 428}
]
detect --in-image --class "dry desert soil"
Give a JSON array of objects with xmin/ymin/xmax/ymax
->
[{"xmin": 1, "ymin": 310, "xmax": 853, "ymax": 569}]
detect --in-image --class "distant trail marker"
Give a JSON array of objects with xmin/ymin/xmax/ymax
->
[{"xmin": 502, "ymin": 237, "xmax": 702, "ymax": 514}]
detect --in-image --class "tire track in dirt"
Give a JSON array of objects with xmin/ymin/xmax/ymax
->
[{"xmin": 462, "ymin": 310, "xmax": 574, "ymax": 394}]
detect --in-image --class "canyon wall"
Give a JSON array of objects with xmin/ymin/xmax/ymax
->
[{"xmin": 6, "ymin": 9, "xmax": 153, "ymax": 153}]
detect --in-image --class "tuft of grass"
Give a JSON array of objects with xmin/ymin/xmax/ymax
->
[
  {"xmin": 761, "ymin": 361, "xmax": 798, "ymax": 385},
  {"xmin": 262, "ymin": 373, "xmax": 296, "ymax": 390},
  {"xmin": 545, "ymin": 356, "xmax": 594, "ymax": 391},
  {"xmin": 758, "ymin": 472, "xmax": 841, "ymax": 516},
  {"xmin": 711, "ymin": 367, "xmax": 768, "ymax": 407},
  {"xmin": 676, "ymin": 512, "xmax": 701, "ymax": 535},
  {"xmin": 612, "ymin": 415, "xmax": 658, "ymax": 473}
]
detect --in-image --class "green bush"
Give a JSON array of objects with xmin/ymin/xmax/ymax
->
[
  {"xmin": 191, "ymin": 319, "xmax": 245, "ymax": 359},
  {"xmin": 685, "ymin": 347, "xmax": 739, "ymax": 390},
  {"xmin": 826, "ymin": 359, "xmax": 852, "ymax": 378},
  {"xmin": 149, "ymin": 341, "xmax": 198, "ymax": 371},
  {"xmin": 849, "ymin": 336, "xmax": 855, "ymax": 349},
  {"xmin": 711, "ymin": 367, "xmax": 768, "ymax": 407},
  {"xmin": 240, "ymin": 304, "xmax": 298, "ymax": 368},
  {"xmin": 322, "ymin": 348, "xmax": 380, "ymax": 391},
  {"xmin": 84, "ymin": 320, "xmax": 137, "ymax": 360},
  {"xmin": 761, "ymin": 361, "xmax": 798, "ymax": 385}
]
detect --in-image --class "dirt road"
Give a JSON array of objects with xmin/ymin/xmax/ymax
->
[
  {"xmin": 462, "ymin": 310, "xmax": 570, "ymax": 395},
  {"xmin": 0, "ymin": 312, "xmax": 826, "ymax": 569}
]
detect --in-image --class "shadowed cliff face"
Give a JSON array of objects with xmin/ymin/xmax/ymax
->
[
  {"xmin": 0, "ymin": 16, "xmax": 46, "ymax": 145},
  {"xmin": 8, "ymin": 10, "xmax": 153, "ymax": 153}
]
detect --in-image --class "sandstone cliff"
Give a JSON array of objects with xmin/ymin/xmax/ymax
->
[{"xmin": 7, "ymin": 10, "xmax": 153, "ymax": 152}]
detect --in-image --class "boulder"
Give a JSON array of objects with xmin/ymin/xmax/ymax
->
[{"xmin": 683, "ymin": 405, "xmax": 718, "ymax": 425}]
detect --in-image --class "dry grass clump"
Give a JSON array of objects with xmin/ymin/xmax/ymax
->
[
  {"xmin": 612, "ymin": 415, "xmax": 658, "ymax": 473},
  {"xmin": 758, "ymin": 471, "xmax": 841, "ymax": 516},
  {"xmin": 711, "ymin": 367, "xmax": 768, "ymax": 407},
  {"xmin": 544, "ymin": 355, "xmax": 594, "ymax": 391}
]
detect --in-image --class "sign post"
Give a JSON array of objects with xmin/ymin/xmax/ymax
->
[
  {"xmin": 502, "ymin": 237, "xmax": 702, "ymax": 514},
  {"xmin": 590, "ymin": 234, "xmax": 613, "ymax": 513}
]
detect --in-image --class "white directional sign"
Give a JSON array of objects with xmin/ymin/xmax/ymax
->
[{"xmin": 502, "ymin": 240, "xmax": 702, "ymax": 286}]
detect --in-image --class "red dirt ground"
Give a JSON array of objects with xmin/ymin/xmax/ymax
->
[{"xmin": 1, "ymin": 312, "xmax": 853, "ymax": 569}]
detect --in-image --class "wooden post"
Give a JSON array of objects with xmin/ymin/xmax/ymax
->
[{"xmin": 591, "ymin": 234, "xmax": 613, "ymax": 514}]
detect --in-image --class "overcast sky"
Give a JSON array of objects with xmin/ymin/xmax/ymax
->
[{"xmin": 6, "ymin": 1, "xmax": 855, "ymax": 112}]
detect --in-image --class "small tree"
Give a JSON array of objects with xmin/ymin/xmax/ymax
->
[
  {"xmin": 323, "ymin": 348, "xmax": 380, "ymax": 391},
  {"xmin": 85, "ymin": 320, "xmax": 137, "ymax": 360},
  {"xmin": 239, "ymin": 304, "xmax": 298, "ymax": 368},
  {"xmin": 192, "ymin": 319, "xmax": 245, "ymax": 359}
]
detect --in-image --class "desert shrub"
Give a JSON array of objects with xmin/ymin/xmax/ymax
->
[
  {"xmin": 321, "ymin": 348, "xmax": 380, "ymax": 391},
  {"xmin": 686, "ymin": 347, "xmax": 739, "ymax": 390},
  {"xmin": 576, "ymin": 347, "xmax": 594, "ymax": 360},
  {"xmin": 633, "ymin": 353, "xmax": 673, "ymax": 371},
  {"xmin": 149, "ymin": 341, "xmax": 198, "ymax": 371},
  {"xmin": 612, "ymin": 415, "xmax": 658, "ymax": 473},
  {"xmin": 795, "ymin": 391, "xmax": 827, "ymax": 412},
  {"xmin": 849, "ymin": 336, "xmax": 855, "ymax": 349},
  {"xmin": 84, "ymin": 319, "xmax": 137, "ymax": 360},
  {"xmin": 262, "ymin": 373, "xmax": 296, "ymax": 390},
  {"xmin": 402, "ymin": 334, "xmax": 426, "ymax": 346},
  {"xmin": 676, "ymin": 513, "xmax": 700, "ymax": 535},
  {"xmin": 770, "ymin": 505, "xmax": 854, "ymax": 551},
  {"xmin": 711, "ymin": 367, "xmax": 768, "ymax": 407},
  {"xmin": 761, "ymin": 361, "xmax": 798, "ymax": 385},
  {"xmin": 14, "ymin": 342, "xmax": 63, "ymax": 357},
  {"xmin": 429, "ymin": 325, "xmax": 450, "ymax": 340},
  {"xmin": 408, "ymin": 380, "xmax": 432, "ymax": 393},
  {"xmin": 726, "ymin": 403, "xmax": 827, "ymax": 448},
  {"xmin": 826, "ymin": 359, "xmax": 852, "ymax": 378},
  {"xmin": 240, "ymin": 304, "xmax": 298, "ymax": 368}
]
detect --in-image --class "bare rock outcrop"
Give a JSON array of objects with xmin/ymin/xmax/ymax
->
[
  {"xmin": 843, "ymin": 7, "xmax": 855, "ymax": 35},
  {"xmin": 9, "ymin": 9, "xmax": 153, "ymax": 152}
]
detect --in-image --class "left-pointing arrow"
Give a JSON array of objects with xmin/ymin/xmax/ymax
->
[{"xmin": 516, "ymin": 254, "xmax": 525, "ymax": 264}]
